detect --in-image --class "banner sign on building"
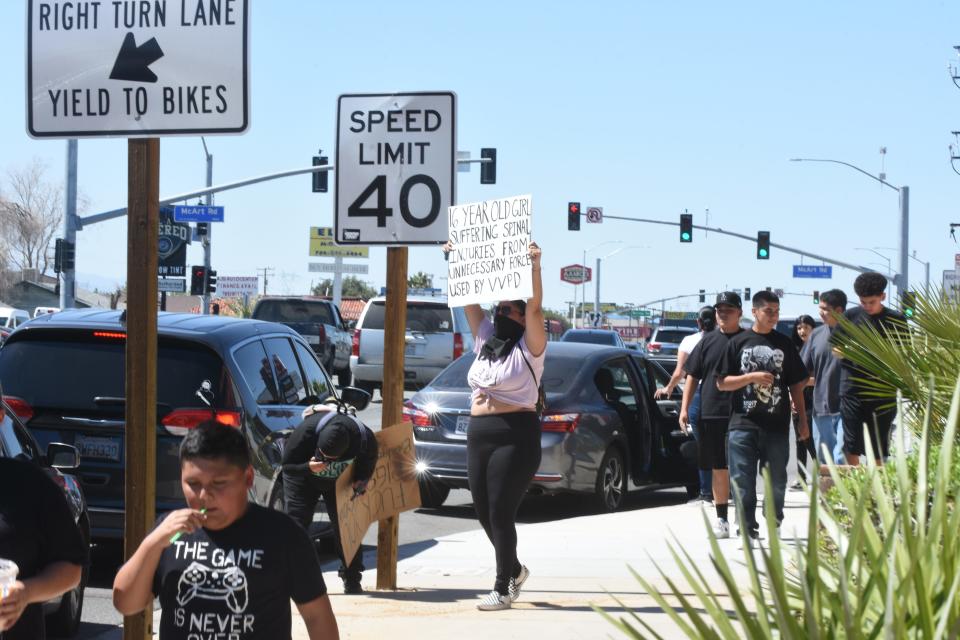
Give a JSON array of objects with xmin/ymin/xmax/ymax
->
[
  {"xmin": 309, "ymin": 227, "xmax": 370, "ymax": 258},
  {"xmin": 217, "ymin": 276, "xmax": 259, "ymax": 298},
  {"xmin": 158, "ymin": 207, "xmax": 191, "ymax": 277},
  {"xmin": 446, "ymin": 194, "xmax": 533, "ymax": 306}
]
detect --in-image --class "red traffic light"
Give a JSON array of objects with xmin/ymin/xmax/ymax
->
[{"xmin": 569, "ymin": 203, "xmax": 579, "ymax": 214}]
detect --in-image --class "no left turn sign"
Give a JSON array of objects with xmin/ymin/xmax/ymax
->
[{"xmin": 335, "ymin": 92, "xmax": 456, "ymax": 245}]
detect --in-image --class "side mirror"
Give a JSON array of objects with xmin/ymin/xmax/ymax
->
[
  {"xmin": 339, "ymin": 386, "xmax": 371, "ymax": 412},
  {"xmin": 47, "ymin": 442, "xmax": 80, "ymax": 472}
]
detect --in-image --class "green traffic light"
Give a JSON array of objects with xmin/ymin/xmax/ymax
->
[
  {"xmin": 905, "ymin": 308, "xmax": 914, "ymax": 318},
  {"xmin": 759, "ymin": 249, "xmax": 768, "ymax": 257},
  {"xmin": 681, "ymin": 232, "xmax": 691, "ymax": 241}
]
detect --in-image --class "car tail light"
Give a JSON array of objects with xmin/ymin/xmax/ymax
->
[
  {"xmin": 2, "ymin": 396, "xmax": 34, "ymax": 422},
  {"xmin": 402, "ymin": 401, "xmax": 433, "ymax": 428},
  {"xmin": 93, "ymin": 331, "xmax": 127, "ymax": 340},
  {"xmin": 540, "ymin": 412, "xmax": 581, "ymax": 433},
  {"xmin": 318, "ymin": 323, "xmax": 327, "ymax": 346},
  {"xmin": 351, "ymin": 329, "xmax": 360, "ymax": 357},
  {"xmin": 453, "ymin": 333, "xmax": 463, "ymax": 360},
  {"xmin": 648, "ymin": 342, "xmax": 661, "ymax": 353},
  {"xmin": 161, "ymin": 409, "xmax": 242, "ymax": 437}
]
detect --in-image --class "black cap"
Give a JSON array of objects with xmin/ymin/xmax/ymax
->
[
  {"xmin": 315, "ymin": 419, "xmax": 350, "ymax": 459},
  {"xmin": 714, "ymin": 291, "xmax": 742, "ymax": 309}
]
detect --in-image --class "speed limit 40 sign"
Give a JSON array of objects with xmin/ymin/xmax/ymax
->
[{"xmin": 335, "ymin": 92, "xmax": 456, "ymax": 245}]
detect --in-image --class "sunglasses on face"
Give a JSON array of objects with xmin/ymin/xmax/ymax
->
[{"xmin": 495, "ymin": 305, "xmax": 520, "ymax": 316}]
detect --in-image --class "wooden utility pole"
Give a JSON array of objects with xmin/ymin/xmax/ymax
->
[
  {"xmin": 376, "ymin": 246, "xmax": 408, "ymax": 589},
  {"xmin": 123, "ymin": 138, "xmax": 160, "ymax": 640}
]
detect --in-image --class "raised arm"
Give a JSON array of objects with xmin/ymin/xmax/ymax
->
[{"xmin": 523, "ymin": 242, "xmax": 546, "ymax": 357}]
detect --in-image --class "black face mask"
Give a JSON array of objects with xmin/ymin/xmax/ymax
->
[
  {"xmin": 480, "ymin": 316, "xmax": 525, "ymax": 361},
  {"xmin": 494, "ymin": 315, "xmax": 525, "ymax": 341}
]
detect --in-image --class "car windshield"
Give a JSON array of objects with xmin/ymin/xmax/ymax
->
[
  {"xmin": 362, "ymin": 302, "xmax": 453, "ymax": 333},
  {"xmin": 562, "ymin": 332, "xmax": 617, "ymax": 345},
  {"xmin": 654, "ymin": 329, "xmax": 692, "ymax": 343},
  {"xmin": 0, "ymin": 332, "xmax": 233, "ymax": 412},
  {"xmin": 428, "ymin": 351, "xmax": 581, "ymax": 393},
  {"xmin": 255, "ymin": 300, "xmax": 333, "ymax": 325}
]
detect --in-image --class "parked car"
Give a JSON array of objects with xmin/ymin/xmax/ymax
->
[
  {"xmin": 1, "ymin": 399, "xmax": 89, "ymax": 637},
  {"xmin": 406, "ymin": 343, "xmax": 698, "ymax": 511},
  {"xmin": 33, "ymin": 306, "xmax": 60, "ymax": 318},
  {"xmin": 0, "ymin": 306, "xmax": 30, "ymax": 330},
  {"xmin": 251, "ymin": 297, "xmax": 353, "ymax": 385},
  {"xmin": 0, "ymin": 310, "xmax": 352, "ymax": 542},
  {"xmin": 350, "ymin": 295, "xmax": 474, "ymax": 393},
  {"xmin": 647, "ymin": 325, "xmax": 697, "ymax": 355},
  {"xmin": 560, "ymin": 328, "xmax": 626, "ymax": 348}
]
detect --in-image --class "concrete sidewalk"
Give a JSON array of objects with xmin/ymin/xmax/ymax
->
[{"xmin": 295, "ymin": 491, "xmax": 811, "ymax": 639}]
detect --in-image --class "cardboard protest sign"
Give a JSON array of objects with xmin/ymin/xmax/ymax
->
[
  {"xmin": 446, "ymin": 194, "xmax": 533, "ymax": 306},
  {"xmin": 335, "ymin": 423, "xmax": 421, "ymax": 566}
]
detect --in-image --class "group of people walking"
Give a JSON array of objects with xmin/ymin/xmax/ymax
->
[{"xmin": 670, "ymin": 272, "xmax": 905, "ymax": 539}]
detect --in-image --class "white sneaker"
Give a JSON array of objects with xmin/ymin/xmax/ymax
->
[
  {"xmin": 508, "ymin": 565, "xmax": 530, "ymax": 602},
  {"xmin": 477, "ymin": 590, "xmax": 511, "ymax": 611},
  {"xmin": 714, "ymin": 518, "xmax": 730, "ymax": 539}
]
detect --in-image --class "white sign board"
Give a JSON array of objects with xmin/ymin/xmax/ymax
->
[
  {"xmin": 446, "ymin": 195, "xmax": 533, "ymax": 307},
  {"xmin": 157, "ymin": 278, "xmax": 185, "ymax": 293},
  {"xmin": 308, "ymin": 262, "xmax": 370, "ymax": 275},
  {"xmin": 335, "ymin": 92, "xmax": 456, "ymax": 245},
  {"xmin": 945, "ymin": 270, "xmax": 960, "ymax": 303},
  {"xmin": 217, "ymin": 276, "xmax": 259, "ymax": 298},
  {"xmin": 27, "ymin": 0, "xmax": 249, "ymax": 138}
]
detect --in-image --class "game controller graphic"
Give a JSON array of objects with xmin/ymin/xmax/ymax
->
[{"xmin": 176, "ymin": 561, "xmax": 249, "ymax": 613}]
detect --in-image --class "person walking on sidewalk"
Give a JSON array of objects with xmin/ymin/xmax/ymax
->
[
  {"xmin": 833, "ymin": 272, "xmax": 907, "ymax": 465},
  {"xmin": 113, "ymin": 421, "xmax": 339, "ymax": 639},
  {"xmin": 680, "ymin": 292, "xmax": 745, "ymax": 538},
  {"xmin": 788, "ymin": 315, "xmax": 817, "ymax": 490},
  {"xmin": 717, "ymin": 290, "xmax": 809, "ymax": 540},
  {"xmin": 444, "ymin": 240, "xmax": 545, "ymax": 611},
  {"xmin": 281, "ymin": 399, "xmax": 378, "ymax": 594},
  {"xmin": 656, "ymin": 305, "xmax": 717, "ymax": 504},
  {"xmin": 801, "ymin": 289, "xmax": 847, "ymax": 466}
]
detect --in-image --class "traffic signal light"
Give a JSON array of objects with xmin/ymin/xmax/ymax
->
[
  {"xmin": 61, "ymin": 240, "xmax": 75, "ymax": 271},
  {"xmin": 698, "ymin": 289, "xmax": 705, "ymax": 303},
  {"xmin": 744, "ymin": 287, "xmax": 751, "ymax": 301},
  {"xmin": 190, "ymin": 266, "xmax": 207, "ymax": 296},
  {"xmin": 567, "ymin": 202, "xmax": 580, "ymax": 231},
  {"xmin": 757, "ymin": 231, "xmax": 770, "ymax": 259},
  {"xmin": 480, "ymin": 148, "xmax": 497, "ymax": 184},
  {"xmin": 901, "ymin": 291, "xmax": 916, "ymax": 318},
  {"xmin": 206, "ymin": 269, "xmax": 218, "ymax": 295},
  {"xmin": 813, "ymin": 290, "xmax": 820, "ymax": 304},
  {"xmin": 312, "ymin": 155, "xmax": 328, "ymax": 193},
  {"xmin": 196, "ymin": 222, "xmax": 209, "ymax": 237},
  {"xmin": 680, "ymin": 213, "xmax": 693, "ymax": 242},
  {"xmin": 54, "ymin": 238, "xmax": 63, "ymax": 274}
]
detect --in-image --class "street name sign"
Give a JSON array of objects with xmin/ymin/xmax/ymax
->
[
  {"xmin": 308, "ymin": 262, "xmax": 370, "ymax": 275},
  {"xmin": 309, "ymin": 227, "xmax": 369, "ymax": 258},
  {"xmin": 335, "ymin": 92, "xmax": 456, "ymax": 245},
  {"xmin": 626, "ymin": 309, "xmax": 651, "ymax": 318},
  {"xmin": 27, "ymin": 0, "xmax": 250, "ymax": 137},
  {"xmin": 560, "ymin": 264, "xmax": 592, "ymax": 284},
  {"xmin": 793, "ymin": 265, "xmax": 832, "ymax": 279},
  {"xmin": 157, "ymin": 278, "xmax": 185, "ymax": 293},
  {"xmin": 174, "ymin": 205, "xmax": 225, "ymax": 223}
]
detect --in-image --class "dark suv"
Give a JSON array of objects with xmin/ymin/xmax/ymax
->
[{"xmin": 0, "ymin": 310, "xmax": 338, "ymax": 540}]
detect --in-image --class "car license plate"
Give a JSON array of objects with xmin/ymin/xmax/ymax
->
[
  {"xmin": 75, "ymin": 435, "xmax": 120, "ymax": 461},
  {"xmin": 306, "ymin": 335, "xmax": 320, "ymax": 345},
  {"xmin": 404, "ymin": 370, "xmax": 416, "ymax": 379},
  {"xmin": 404, "ymin": 343, "xmax": 423, "ymax": 356},
  {"xmin": 455, "ymin": 415, "xmax": 470, "ymax": 435}
]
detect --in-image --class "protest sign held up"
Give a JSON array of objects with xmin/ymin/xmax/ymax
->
[{"xmin": 446, "ymin": 194, "xmax": 533, "ymax": 307}]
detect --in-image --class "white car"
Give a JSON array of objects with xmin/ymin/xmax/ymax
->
[
  {"xmin": 0, "ymin": 307, "xmax": 30, "ymax": 330},
  {"xmin": 33, "ymin": 306, "xmax": 60, "ymax": 318}
]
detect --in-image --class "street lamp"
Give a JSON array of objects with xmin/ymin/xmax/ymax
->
[
  {"xmin": 909, "ymin": 250, "xmax": 931, "ymax": 291},
  {"xmin": 581, "ymin": 240, "xmax": 622, "ymax": 327},
  {"xmin": 595, "ymin": 245, "xmax": 649, "ymax": 321},
  {"xmin": 790, "ymin": 157, "xmax": 909, "ymax": 297}
]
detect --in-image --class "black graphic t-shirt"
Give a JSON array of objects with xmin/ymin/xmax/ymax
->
[
  {"xmin": 833, "ymin": 306, "xmax": 907, "ymax": 400},
  {"xmin": 684, "ymin": 328, "xmax": 744, "ymax": 419},
  {"xmin": 719, "ymin": 329, "xmax": 808, "ymax": 432},
  {"xmin": 152, "ymin": 504, "xmax": 326, "ymax": 640}
]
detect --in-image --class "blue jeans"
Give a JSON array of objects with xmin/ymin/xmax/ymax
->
[
  {"xmin": 812, "ymin": 414, "xmax": 845, "ymax": 465},
  {"xmin": 727, "ymin": 428, "xmax": 789, "ymax": 531},
  {"xmin": 688, "ymin": 389, "xmax": 712, "ymax": 496}
]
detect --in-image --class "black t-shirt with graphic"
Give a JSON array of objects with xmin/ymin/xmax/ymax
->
[
  {"xmin": 683, "ymin": 328, "xmax": 744, "ymax": 419},
  {"xmin": 152, "ymin": 504, "xmax": 326, "ymax": 640},
  {"xmin": 833, "ymin": 306, "xmax": 907, "ymax": 400},
  {"xmin": 719, "ymin": 329, "xmax": 808, "ymax": 432},
  {"xmin": 0, "ymin": 457, "xmax": 89, "ymax": 640}
]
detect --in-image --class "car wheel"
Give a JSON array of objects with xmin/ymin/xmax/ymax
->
[
  {"xmin": 595, "ymin": 447, "xmax": 626, "ymax": 512},
  {"xmin": 418, "ymin": 476, "xmax": 451, "ymax": 508},
  {"xmin": 46, "ymin": 553, "xmax": 86, "ymax": 637}
]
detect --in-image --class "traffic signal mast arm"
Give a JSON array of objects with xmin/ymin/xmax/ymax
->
[{"xmin": 598, "ymin": 213, "xmax": 887, "ymax": 281}]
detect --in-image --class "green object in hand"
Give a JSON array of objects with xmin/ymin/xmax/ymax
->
[{"xmin": 169, "ymin": 508, "xmax": 206, "ymax": 543}]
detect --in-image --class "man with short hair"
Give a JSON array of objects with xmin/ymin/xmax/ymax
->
[
  {"xmin": 680, "ymin": 292, "xmax": 745, "ymax": 538},
  {"xmin": 801, "ymin": 288, "xmax": 847, "ymax": 465},
  {"xmin": 113, "ymin": 421, "xmax": 339, "ymax": 639},
  {"xmin": 834, "ymin": 272, "xmax": 907, "ymax": 465},
  {"xmin": 718, "ymin": 291, "xmax": 809, "ymax": 540}
]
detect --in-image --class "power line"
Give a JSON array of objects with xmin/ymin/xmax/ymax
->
[{"xmin": 257, "ymin": 267, "xmax": 274, "ymax": 296}]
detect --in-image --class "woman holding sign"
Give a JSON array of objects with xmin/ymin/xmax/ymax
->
[{"xmin": 444, "ymin": 240, "xmax": 546, "ymax": 611}]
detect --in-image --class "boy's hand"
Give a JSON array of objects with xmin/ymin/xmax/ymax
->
[
  {"xmin": 308, "ymin": 458, "xmax": 328, "ymax": 474},
  {"xmin": 0, "ymin": 581, "xmax": 28, "ymax": 631},
  {"xmin": 151, "ymin": 508, "xmax": 207, "ymax": 547}
]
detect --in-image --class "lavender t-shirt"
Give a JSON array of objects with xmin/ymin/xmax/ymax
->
[{"xmin": 467, "ymin": 318, "xmax": 545, "ymax": 408}]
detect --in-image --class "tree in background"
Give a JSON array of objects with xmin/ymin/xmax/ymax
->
[
  {"xmin": 543, "ymin": 308, "xmax": 571, "ymax": 333},
  {"xmin": 311, "ymin": 276, "xmax": 377, "ymax": 300},
  {"xmin": 407, "ymin": 271, "xmax": 433, "ymax": 289}
]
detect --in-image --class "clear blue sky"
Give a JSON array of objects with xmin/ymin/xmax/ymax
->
[{"xmin": 2, "ymin": 1, "xmax": 958, "ymax": 318}]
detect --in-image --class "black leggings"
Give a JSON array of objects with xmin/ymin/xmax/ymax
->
[{"xmin": 467, "ymin": 412, "xmax": 541, "ymax": 595}]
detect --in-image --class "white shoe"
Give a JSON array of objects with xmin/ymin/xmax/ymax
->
[
  {"xmin": 714, "ymin": 518, "xmax": 730, "ymax": 539},
  {"xmin": 477, "ymin": 590, "xmax": 511, "ymax": 611},
  {"xmin": 508, "ymin": 565, "xmax": 530, "ymax": 602}
]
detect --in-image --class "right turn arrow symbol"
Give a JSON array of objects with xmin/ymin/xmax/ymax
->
[{"xmin": 109, "ymin": 32, "xmax": 164, "ymax": 83}]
